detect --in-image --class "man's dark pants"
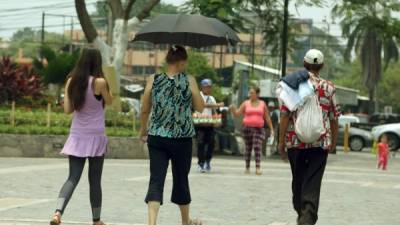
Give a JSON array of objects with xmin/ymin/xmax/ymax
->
[
  {"xmin": 196, "ymin": 126, "xmax": 215, "ymax": 166},
  {"xmin": 288, "ymin": 147, "xmax": 328, "ymax": 225}
]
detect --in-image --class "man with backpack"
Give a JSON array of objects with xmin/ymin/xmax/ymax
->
[{"xmin": 278, "ymin": 49, "xmax": 340, "ymax": 225}]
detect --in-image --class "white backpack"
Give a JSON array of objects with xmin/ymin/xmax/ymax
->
[{"xmin": 294, "ymin": 93, "xmax": 325, "ymax": 143}]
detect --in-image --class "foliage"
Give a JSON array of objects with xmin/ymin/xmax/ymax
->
[
  {"xmin": 187, "ymin": 51, "xmax": 218, "ymax": 82},
  {"xmin": 0, "ymin": 107, "xmax": 138, "ymax": 136},
  {"xmin": 290, "ymin": 26, "xmax": 345, "ymax": 79},
  {"xmin": 3, "ymin": 28, "xmax": 68, "ymax": 58},
  {"xmin": 183, "ymin": 0, "xmax": 248, "ymax": 31},
  {"xmin": 37, "ymin": 47, "xmax": 79, "ymax": 85},
  {"xmin": 0, "ymin": 124, "xmax": 136, "ymax": 137},
  {"xmin": 332, "ymin": 0, "xmax": 400, "ymax": 112},
  {"xmin": 333, "ymin": 60, "xmax": 367, "ymax": 95},
  {"xmin": 333, "ymin": 60, "xmax": 400, "ymax": 113},
  {"xmin": 92, "ymin": 0, "xmax": 179, "ymax": 27},
  {"xmin": 186, "ymin": 51, "xmax": 225, "ymax": 101},
  {"xmin": 184, "ymin": 0, "xmax": 326, "ymax": 56},
  {"xmin": 376, "ymin": 62, "xmax": 400, "ymax": 113},
  {"xmin": 0, "ymin": 57, "xmax": 43, "ymax": 104}
]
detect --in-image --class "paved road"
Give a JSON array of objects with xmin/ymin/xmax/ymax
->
[{"xmin": 0, "ymin": 151, "xmax": 399, "ymax": 225}]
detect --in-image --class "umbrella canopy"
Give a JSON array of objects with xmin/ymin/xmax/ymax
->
[{"xmin": 132, "ymin": 14, "xmax": 241, "ymax": 48}]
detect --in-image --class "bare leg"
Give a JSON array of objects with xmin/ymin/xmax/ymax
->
[
  {"xmin": 179, "ymin": 204, "xmax": 190, "ymax": 225},
  {"xmin": 148, "ymin": 201, "xmax": 161, "ymax": 225}
]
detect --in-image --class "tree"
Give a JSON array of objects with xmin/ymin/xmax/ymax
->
[
  {"xmin": 332, "ymin": 0, "xmax": 400, "ymax": 113},
  {"xmin": 186, "ymin": 52, "xmax": 224, "ymax": 101},
  {"xmin": 3, "ymin": 28, "xmax": 67, "ymax": 58},
  {"xmin": 378, "ymin": 62, "xmax": 400, "ymax": 113},
  {"xmin": 183, "ymin": 0, "xmax": 247, "ymax": 31},
  {"xmin": 33, "ymin": 46, "xmax": 78, "ymax": 101},
  {"xmin": 334, "ymin": 60, "xmax": 400, "ymax": 113},
  {"xmin": 92, "ymin": 1, "xmax": 179, "ymax": 28},
  {"xmin": 75, "ymin": 0, "xmax": 160, "ymax": 91}
]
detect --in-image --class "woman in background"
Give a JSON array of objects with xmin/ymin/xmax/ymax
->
[
  {"xmin": 230, "ymin": 87, "xmax": 274, "ymax": 175},
  {"xmin": 50, "ymin": 47, "xmax": 113, "ymax": 225},
  {"xmin": 140, "ymin": 45, "xmax": 204, "ymax": 225}
]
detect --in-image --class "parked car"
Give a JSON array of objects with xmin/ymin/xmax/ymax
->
[
  {"xmin": 371, "ymin": 123, "xmax": 400, "ymax": 151},
  {"xmin": 369, "ymin": 113, "xmax": 400, "ymax": 124},
  {"xmin": 339, "ymin": 115, "xmax": 360, "ymax": 127},
  {"xmin": 337, "ymin": 123, "xmax": 374, "ymax": 151}
]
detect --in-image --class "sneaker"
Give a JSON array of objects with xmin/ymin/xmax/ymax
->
[
  {"xmin": 198, "ymin": 164, "xmax": 206, "ymax": 173},
  {"xmin": 205, "ymin": 162, "xmax": 211, "ymax": 172}
]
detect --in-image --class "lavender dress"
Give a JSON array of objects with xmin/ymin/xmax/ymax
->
[{"xmin": 61, "ymin": 76, "xmax": 108, "ymax": 157}]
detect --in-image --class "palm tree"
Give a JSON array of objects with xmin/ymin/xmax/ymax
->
[{"xmin": 332, "ymin": 0, "xmax": 400, "ymax": 113}]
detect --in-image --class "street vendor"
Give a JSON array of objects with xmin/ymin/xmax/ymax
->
[{"xmin": 194, "ymin": 79, "xmax": 224, "ymax": 173}]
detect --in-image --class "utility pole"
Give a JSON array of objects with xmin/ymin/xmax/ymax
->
[
  {"xmin": 62, "ymin": 15, "xmax": 66, "ymax": 46},
  {"xmin": 251, "ymin": 26, "xmax": 256, "ymax": 76},
  {"xmin": 281, "ymin": 0, "xmax": 290, "ymax": 78},
  {"xmin": 41, "ymin": 12, "xmax": 45, "ymax": 59},
  {"xmin": 69, "ymin": 17, "xmax": 74, "ymax": 53}
]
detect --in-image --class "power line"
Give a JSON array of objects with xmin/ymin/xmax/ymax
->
[
  {"xmin": 0, "ymin": 2, "xmax": 97, "ymax": 18},
  {"xmin": 0, "ymin": 1, "xmax": 97, "ymax": 13}
]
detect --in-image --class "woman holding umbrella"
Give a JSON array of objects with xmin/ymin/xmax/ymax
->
[{"xmin": 140, "ymin": 45, "xmax": 204, "ymax": 225}]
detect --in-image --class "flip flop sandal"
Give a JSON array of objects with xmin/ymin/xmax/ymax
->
[{"xmin": 50, "ymin": 214, "xmax": 61, "ymax": 225}]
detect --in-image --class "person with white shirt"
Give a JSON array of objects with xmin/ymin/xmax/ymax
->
[{"xmin": 195, "ymin": 79, "xmax": 223, "ymax": 173}]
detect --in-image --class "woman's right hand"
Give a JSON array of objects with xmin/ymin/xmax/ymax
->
[{"xmin": 139, "ymin": 129, "xmax": 148, "ymax": 143}]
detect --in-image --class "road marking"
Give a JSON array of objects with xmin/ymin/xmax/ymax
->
[
  {"xmin": 125, "ymin": 173, "xmax": 385, "ymax": 188},
  {"xmin": 0, "ymin": 198, "xmax": 54, "ymax": 212},
  {"xmin": 360, "ymin": 182, "xmax": 374, "ymax": 187}
]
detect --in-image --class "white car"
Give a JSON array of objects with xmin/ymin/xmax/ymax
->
[
  {"xmin": 339, "ymin": 115, "xmax": 360, "ymax": 127},
  {"xmin": 371, "ymin": 123, "xmax": 400, "ymax": 150}
]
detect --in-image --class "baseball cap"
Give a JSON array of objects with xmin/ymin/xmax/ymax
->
[
  {"xmin": 200, "ymin": 79, "xmax": 213, "ymax": 87},
  {"xmin": 304, "ymin": 49, "xmax": 324, "ymax": 65}
]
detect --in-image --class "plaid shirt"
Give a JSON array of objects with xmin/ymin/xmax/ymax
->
[{"xmin": 280, "ymin": 77, "xmax": 341, "ymax": 150}]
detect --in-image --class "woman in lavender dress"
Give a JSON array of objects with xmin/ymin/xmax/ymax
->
[{"xmin": 50, "ymin": 47, "xmax": 113, "ymax": 225}]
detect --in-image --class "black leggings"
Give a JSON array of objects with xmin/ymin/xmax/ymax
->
[
  {"xmin": 55, "ymin": 155, "xmax": 104, "ymax": 222},
  {"xmin": 145, "ymin": 135, "xmax": 192, "ymax": 205}
]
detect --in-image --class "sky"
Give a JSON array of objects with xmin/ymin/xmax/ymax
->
[{"xmin": 0, "ymin": 0, "xmax": 351, "ymax": 41}]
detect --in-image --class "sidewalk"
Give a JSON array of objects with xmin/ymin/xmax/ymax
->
[{"xmin": 0, "ymin": 152, "xmax": 399, "ymax": 225}]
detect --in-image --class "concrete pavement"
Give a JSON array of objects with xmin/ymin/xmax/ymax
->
[{"xmin": 0, "ymin": 151, "xmax": 399, "ymax": 225}]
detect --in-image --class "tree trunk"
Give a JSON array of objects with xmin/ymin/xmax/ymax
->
[
  {"xmin": 76, "ymin": 0, "xmax": 159, "ymax": 87},
  {"xmin": 75, "ymin": 0, "xmax": 97, "ymax": 42},
  {"xmin": 368, "ymin": 89, "xmax": 375, "ymax": 115}
]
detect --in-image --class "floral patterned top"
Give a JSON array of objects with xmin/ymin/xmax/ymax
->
[
  {"xmin": 148, "ymin": 73, "xmax": 195, "ymax": 138},
  {"xmin": 280, "ymin": 76, "xmax": 341, "ymax": 150}
]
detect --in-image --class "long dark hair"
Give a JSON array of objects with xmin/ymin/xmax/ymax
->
[{"xmin": 67, "ymin": 47, "xmax": 103, "ymax": 111}]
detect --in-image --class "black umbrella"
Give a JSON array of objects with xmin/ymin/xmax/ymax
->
[{"xmin": 132, "ymin": 14, "xmax": 241, "ymax": 48}]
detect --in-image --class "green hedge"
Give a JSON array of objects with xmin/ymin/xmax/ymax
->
[
  {"xmin": 0, "ymin": 107, "xmax": 139, "ymax": 137},
  {"xmin": 0, "ymin": 124, "xmax": 137, "ymax": 137}
]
